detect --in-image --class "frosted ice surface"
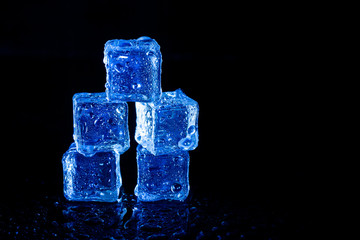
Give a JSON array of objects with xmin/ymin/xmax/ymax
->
[
  {"xmin": 104, "ymin": 36, "xmax": 162, "ymax": 102},
  {"xmin": 135, "ymin": 145, "xmax": 190, "ymax": 202},
  {"xmin": 62, "ymin": 143, "xmax": 121, "ymax": 202},
  {"xmin": 73, "ymin": 92, "xmax": 129, "ymax": 157},
  {"xmin": 135, "ymin": 89, "xmax": 199, "ymax": 156}
]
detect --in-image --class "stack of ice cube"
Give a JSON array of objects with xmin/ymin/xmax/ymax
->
[{"xmin": 62, "ymin": 36, "xmax": 199, "ymax": 202}]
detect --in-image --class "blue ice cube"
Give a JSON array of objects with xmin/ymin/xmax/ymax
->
[
  {"xmin": 135, "ymin": 89, "xmax": 199, "ymax": 156},
  {"xmin": 135, "ymin": 145, "xmax": 190, "ymax": 202},
  {"xmin": 104, "ymin": 36, "xmax": 162, "ymax": 102},
  {"xmin": 73, "ymin": 92, "xmax": 129, "ymax": 157},
  {"xmin": 62, "ymin": 143, "xmax": 121, "ymax": 202}
]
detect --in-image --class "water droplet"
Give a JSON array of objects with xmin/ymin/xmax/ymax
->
[
  {"xmin": 166, "ymin": 91, "xmax": 175, "ymax": 98},
  {"xmin": 146, "ymin": 50, "xmax": 155, "ymax": 56},
  {"xmin": 171, "ymin": 183, "xmax": 182, "ymax": 193},
  {"xmin": 188, "ymin": 125, "xmax": 196, "ymax": 135},
  {"xmin": 146, "ymin": 110, "xmax": 152, "ymax": 118},
  {"xmin": 116, "ymin": 107, "xmax": 123, "ymax": 114},
  {"xmin": 178, "ymin": 138, "xmax": 192, "ymax": 149},
  {"xmin": 114, "ymin": 63, "xmax": 125, "ymax": 73},
  {"xmin": 173, "ymin": 156, "xmax": 184, "ymax": 162},
  {"xmin": 80, "ymin": 122, "xmax": 88, "ymax": 134},
  {"xmin": 94, "ymin": 117, "xmax": 105, "ymax": 126},
  {"xmin": 137, "ymin": 36, "xmax": 152, "ymax": 42},
  {"xmin": 132, "ymin": 83, "xmax": 142, "ymax": 89}
]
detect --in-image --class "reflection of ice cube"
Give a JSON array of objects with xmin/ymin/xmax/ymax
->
[
  {"xmin": 73, "ymin": 92, "xmax": 129, "ymax": 157},
  {"xmin": 104, "ymin": 36, "xmax": 162, "ymax": 102},
  {"xmin": 135, "ymin": 145, "xmax": 190, "ymax": 202},
  {"xmin": 62, "ymin": 143, "xmax": 121, "ymax": 202},
  {"xmin": 62, "ymin": 201, "xmax": 126, "ymax": 239},
  {"xmin": 135, "ymin": 200, "xmax": 189, "ymax": 239},
  {"xmin": 135, "ymin": 89, "xmax": 199, "ymax": 155}
]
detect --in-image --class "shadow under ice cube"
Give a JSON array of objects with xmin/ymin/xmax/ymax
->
[
  {"xmin": 73, "ymin": 92, "xmax": 129, "ymax": 157},
  {"xmin": 62, "ymin": 143, "xmax": 121, "ymax": 202},
  {"xmin": 135, "ymin": 89, "xmax": 199, "ymax": 156},
  {"xmin": 104, "ymin": 36, "xmax": 162, "ymax": 102},
  {"xmin": 135, "ymin": 145, "xmax": 190, "ymax": 202}
]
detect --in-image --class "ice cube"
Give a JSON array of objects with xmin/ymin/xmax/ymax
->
[
  {"xmin": 104, "ymin": 36, "xmax": 162, "ymax": 102},
  {"xmin": 135, "ymin": 145, "xmax": 190, "ymax": 202},
  {"xmin": 62, "ymin": 143, "xmax": 121, "ymax": 202},
  {"xmin": 135, "ymin": 89, "xmax": 199, "ymax": 156},
  {"xmin": 73, "ymin": 92, "xmax": 129, "ymax": 157}
]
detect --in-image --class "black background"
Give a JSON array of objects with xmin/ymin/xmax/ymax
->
[{"xmin": 1, "ymin": 0, "xmax": 319, "ymax": 238}]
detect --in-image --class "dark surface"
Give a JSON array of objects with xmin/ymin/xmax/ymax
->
[
  {"xmin": 0, "ymin": 191, "xmax": 316, "ymax": 240},
  {"xmin": 1, "ymin": 1, "xmax": 319, "ymax": 239}
]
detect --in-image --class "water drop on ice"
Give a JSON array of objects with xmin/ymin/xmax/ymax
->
[
  {"xmin": 171, "ymin": 183, "xmax": 182, "ymax": 193},
  {"xmin": 188, "ymin": 125, "xmax": 196, "ymax": 135}
]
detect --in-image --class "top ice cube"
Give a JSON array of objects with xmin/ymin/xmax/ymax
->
[{"xmin": 104, "ymin": 36, "xmax": 162, "ymax": 102}]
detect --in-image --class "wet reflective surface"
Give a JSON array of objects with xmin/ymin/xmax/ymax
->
[{"xmin": 0, "ymin": 189, "xmax": 313, "ymax": 240}]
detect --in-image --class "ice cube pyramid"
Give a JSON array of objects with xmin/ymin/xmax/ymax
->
[{"xmin": 61, "ymin": 36, "xmax": 199, "ymax": 202}]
